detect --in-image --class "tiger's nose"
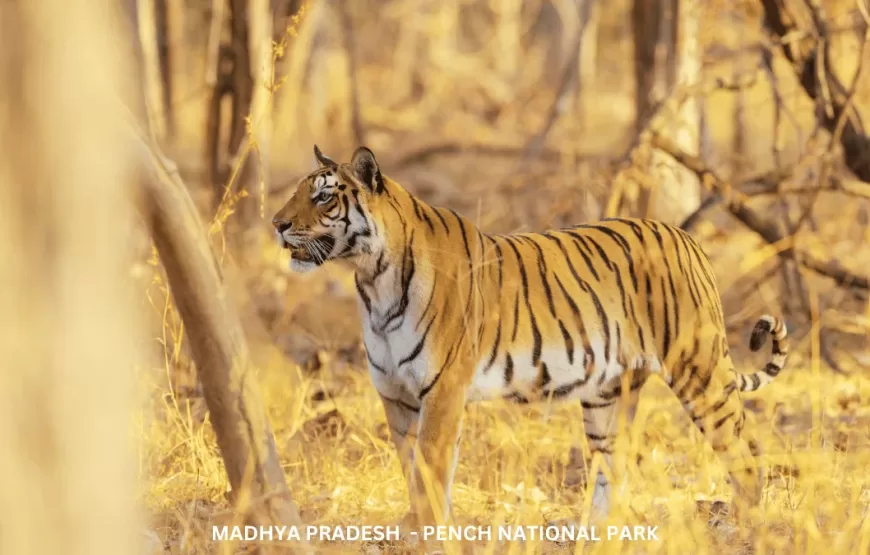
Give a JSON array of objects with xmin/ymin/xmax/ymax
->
[{"xmin": 272, "ymin": 218, "xmax": 293, "ymax": 233}]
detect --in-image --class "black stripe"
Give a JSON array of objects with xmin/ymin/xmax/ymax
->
[
  {"xmin": 503, "ymin": 353, "xmax": 514, "ymax": 385},
  {"xmin": 646, "ymin": 275, "xmax": 655, "ymax": 335},
  {"xmin": 504, "ymin": 237, "xmax": 542, "ymax": 365},
  {"xmin": 552, "ymin": 273, "xmax": 593, "ymax": 371},
  {"xmin": 419, "ymin": 341, "xmax": 460, "ymax": 400},
  {"xmin": 380, "ymin": 394, "xmax": 420, "ymax": 413},
  {"xmin": 526, "ymin": 237, "xmax": 557, "ymax": 318},
  {"xmin": 586, "ymin": 432, "xmax": 612, "ymax": 442},
  {"xmin": 581, "ymin": 282, "xmax": 610, "ymax": 368},
  {"xmin": 579, "ymin": 225, "xmax": 639, "ymax": 292},
  {"xmin": 712, "ymin": 411, "xmax": 736, "ymax": 431},
  {"xmin": 370, "ymin": 251, "xmax": 387, "ymax": 282},
  {"xmin": 581, "ymin": 400, "xmax": 614, "ymax": 410},
  {"xmin": 432, "ymin": 206, "xmax": 450, "ymax": 234},
  {"xmin": 398, "ymin": 315, "xmax": 436, "ymax": 367},
  {"xmin": 558, "ymin": 319, "xmax": 574, "ymax": 364},
  {"xmin": 494, "ymin": 239, "xmax": 504, "ymax": 291},
  {"xmin": 355, "ymin": 274, "xmax": 372, "ymax": 314},
  {"xmin": 482, "ymin": 325, "xmax": 502, "ymax": 374},
  {"xmin": 538, "ymin": 362, "xmax": 551, "ymax": 388},
  {"xmin": 607, "ymin": 218, "xmax": 646, "ymax": 242},
  {"xmin": 563, "ymin": 230, "xmax": 608, "ymax": 278},
  {"xmin": 415, "ymin": 278, "xmax": 437, "ymax": 331},
  {"xmin": 671, "ymin": 337, "xmax": 701, "ymax": 395},
  {"xmin": 763, "ymin": 362, "xmax": 781, "ymax": 377},
  {"xmin": 547, "ymin": 378, "xmax": 589, "ymax": 399},
  {"xmin": 511, "ymin": 292, "xmax": 520, "ymax": 342},
  {"xmin": 662, "ymin": 224, "xmax": 700, "ymax": 309},
  {"xmin": 410, "ymin": 195, "xmax": 435, "ymax": 233},
  {"xmin": 505, "ymin": 391, "xmax": 530, "ymax": 404},
  {"xmin": 660, "ymin": 278, "xmax": 672, "ymax": 359},
  {"xmin": 366, "ymin": 350, "xmax": 386, "ymax": 373},
  {"xmin": 379, "ymin": 231, "xmax": 417, "ymax": 333},
  {"xmin": 692, "ymin": 381, "xmax": 736, "ymax": 422},
  {"xmin": 450, "ymin": 209, "xmax": 476, "ymax": 328}
]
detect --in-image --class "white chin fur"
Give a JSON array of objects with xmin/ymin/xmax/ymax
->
[{"xmin": 289, "ymin": 258, "xmax": 318, "ymax": 273}]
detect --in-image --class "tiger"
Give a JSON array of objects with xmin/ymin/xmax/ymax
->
[{"xmin": 272, "ymin": 145, "xmax": 789, "ymax": 528}]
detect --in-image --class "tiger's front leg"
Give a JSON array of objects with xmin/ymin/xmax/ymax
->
[
  {"xmin": 378, "ymin": 391, "xmax": 421, "ymax": 485},
  {"xmin": 407, "ymin": 374, "xmax": 467, "ymax": 529}
]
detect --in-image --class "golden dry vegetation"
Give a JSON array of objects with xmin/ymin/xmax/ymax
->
[{"xmin": 24, "ymin": 0, "xmax": 870, "ymax": 554}]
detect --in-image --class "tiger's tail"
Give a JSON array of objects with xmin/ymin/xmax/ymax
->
[{"xmin": 737, "ymin": 315, "xmax": 789, "ymax": 393}]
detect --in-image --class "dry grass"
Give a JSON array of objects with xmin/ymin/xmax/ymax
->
[{"xmin": 135, "ymin": 0, "xmax": 870, "ymax": 553}]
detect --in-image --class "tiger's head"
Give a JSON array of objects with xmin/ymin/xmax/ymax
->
[{"xmin": 272, "ymin": 145, "xmax": 386, "ymax": 273}]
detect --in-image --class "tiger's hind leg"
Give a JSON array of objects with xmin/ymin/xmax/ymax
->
[
  {"xmin": 671, "ymin": 351, "xmax": 763, "ymax": 522},
  {"xmin": 581, "ymin": 371, "xmax": 647, "ymax": 520}
]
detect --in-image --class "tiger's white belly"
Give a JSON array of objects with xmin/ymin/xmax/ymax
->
[{"xmin": 466, "ymin": 342, "xmax": 619, "ymax": 403}]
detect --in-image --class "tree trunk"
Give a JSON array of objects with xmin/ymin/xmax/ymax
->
[
  {"xmin": 0, "ymin": 2, "xmax": 144, "ymax": 554},
  {"xmin": 633, "ymin": 0, "xmax": 702, "ymax": 225},
  {"xmin": 155, "ymin": 0, "xmax": 174, "ymax": 139},
  {"xmin": 248, "ymin": 0, "xmax": 274, "ymax": 222},
  {"xmin": 204, "ymin": 0, "xmax": 263, "ymax": 242},
  {"xmin": 578, "ymin": 0, "xmax": 600, "ymax": 109},
  {"xmin": 136, "ymin": 136, "xmax": 307, "ymax": 543},
  {"xmin": 137, "ymin": 0, "xmax": 169, "ymax": 140}
]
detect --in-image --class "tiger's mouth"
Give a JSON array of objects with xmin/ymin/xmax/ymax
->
[{"xmin": 281, "ymin": 234, "xmax": 336, "ymax": 265}]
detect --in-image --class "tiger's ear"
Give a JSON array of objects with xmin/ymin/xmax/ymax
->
[
  {"xmin": 350, "ymin": 146, "xmax": 384, "ymax": 194},
  {"xmin": 313, "ymin": 144, "xmax": 337, "ymax": 168}
]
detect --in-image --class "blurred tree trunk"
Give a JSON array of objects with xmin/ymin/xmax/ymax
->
[
  {"xmin": 164, "ymin": 0, "xmax": 188, "ymax": 141},
  {"xmin": 137, "ymin": 138, "xmax": 306, "ymax": 542},
  {"xmin": 731, "ymin": 62, "xmax": 747, "ymax": 180},
  {"xmin": 0, "ymin": 2, "xmax": 145, "ymax": 554},
  {"xmin": 155, "ymin": 0, "xmax": 175, "ymax": 139},
  {"xmin": 248, "ymin": 0, "xmax": 274, "ymax": 224},
  {"xmin": 578, "ymin": 0, "xmax": 600, "ymax": 109},
  {"xmin": 632, "ymin": 0, "xmax": 702, "ymax": 224},
  {"xmin": 138, "ymin": 0, "xmax": 169, "ymax": 140},
  {"xmin": 205, "ymin": 0, "xmax": 269, "ymax": 246},
  {"xmin": 632, "ymin": 0, "xmax": 677, "ymax": 132}
]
